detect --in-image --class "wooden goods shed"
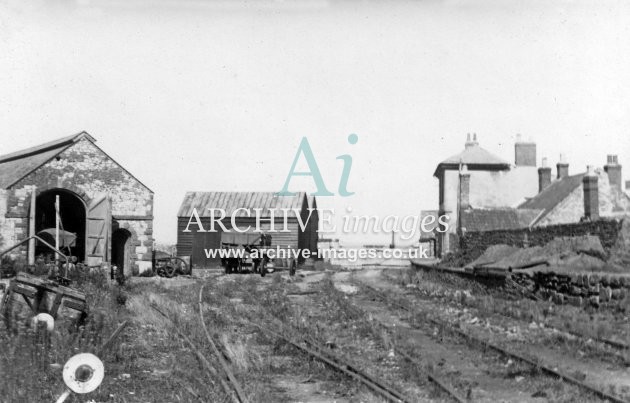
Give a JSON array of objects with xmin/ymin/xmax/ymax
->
[{"xmin": 176, "ymin": 191, "xmax": 318, "ymax": 268}]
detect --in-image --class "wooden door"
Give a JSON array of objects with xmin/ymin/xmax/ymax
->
[{"xmin": 86, "ymin": 194, "xmax": 111, "ymax": 267}]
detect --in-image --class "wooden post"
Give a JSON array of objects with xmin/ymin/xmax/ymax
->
[
  {"xmin": 55, "ymin": 195, "xmax": 60, "ymax": 266},
  {"xmin": 28, "ymin": 185, "xmax": 36, "ymax": 265}
]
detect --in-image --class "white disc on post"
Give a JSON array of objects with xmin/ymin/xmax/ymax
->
[
  {"xmin": 62, "ymin": 353, "xmax": 105, "ymax": 394},
  {"xmin": 31, "ymin": 313, "xmax": 55, "ymax": 332}
]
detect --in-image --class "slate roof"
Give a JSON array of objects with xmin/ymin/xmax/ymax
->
[
  {"xmin": 0, "ymin": 131, "xmax": 153, "ymax": 192},
  {"xmin": 433, "ymin": 143, "xmax": 510, "ymax": 177},
  {"xmin": 518, "ymin": 173, "xmax": 585, "ymax": 222},
  {"xmin": 178, "ymin": 191, "xmax": 308, "ymax": 218},
  {"xmin": 460, "ymin": 208, "xmax": 543, "ymax": 232},
  {"xmin": 0, "ymin": 132, "xmax": 94, "ymax": 189}
]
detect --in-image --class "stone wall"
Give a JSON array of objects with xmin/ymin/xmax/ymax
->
[
  {"xmin": 459, "ymin": 219, "xmax": 624, "ymax": 264},
  {"xmin": 1, "ymin": 138, "xmax": 153, "ymax": 273}
]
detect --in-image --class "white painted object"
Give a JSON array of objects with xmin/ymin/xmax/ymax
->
[
  {"xmin": 31, "ymin": 313, "xmax": 55, "ymax": 332},
  {"xmin": 62, "ymin": 353, "xmax": 105, "ymax": 394}
]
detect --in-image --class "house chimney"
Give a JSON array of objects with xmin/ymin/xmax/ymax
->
[
  {"xmin": 557, "ymin": 154, "xmax": 569, "ymax": 179},
  {"xmin": 582, "ymin": 166, "xmax": 599, "ymax": 220},
  {"xmin": 465, "ymin": 133, "xmax": 478, "ymax": 149},
  {"xmin": 459, "ymin": 164, "xmax": 470, "ymax": 210},
  {"xmin": 515, "ymin": 134, "xmax": 536, "ymax": 167},
  {"xmin": 604, "ymin": 154, "xmax": 622, "ymax": 191},
  {"xmin": 538, "ymin": 157, "xmax": 552, "ymax": 192}
]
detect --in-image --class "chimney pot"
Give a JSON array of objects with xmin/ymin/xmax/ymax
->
[
  {"xmin": 557, "ymin": 155, "xmax": 569, "ymax": 179},
  {"xmin": 604, "ymin": 154, "xmax": 622, "ymax": 190},
  {"xmin": 465, "ymin": 133, "xmax": 478, "ymax": 149}
]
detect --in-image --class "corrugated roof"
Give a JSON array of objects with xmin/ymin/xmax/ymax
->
[
  {"xmin": 178, "ymin": 191, "xmax": 308, "ymax": 218},
  {"xmin": 0, "ymin": 132, "xmax": 93, "ymax": 189},
  {"xmin": 518, "ymin": 173, "xmax": 584, "ymax": 221},
  {"xmin": 460, "ymin": 207, "xmax": 543, "ymax": 232},
  {"xmin": 433, "ymin": 144, "xmax": 510, "ymax": 177}
]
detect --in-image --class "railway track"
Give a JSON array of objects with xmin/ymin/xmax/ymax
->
[
  {"xmin": 387, "ymin": 272, "xmax": 630, "ymax": 358},
  {"xmin": 260, "ymin": 282, "xmax": 469, "ymax": 402},
  {"xmin": 150, "ymin": 296, "xmax": 249, "ymax": 403},
  {"xmin": 247, "ymin": 319, "xmax": 414, "ymax": 403},
  {"xmin": 406, "ymin": 267, "xmax": 630, "ymax": 352},
  {"xmin": 358, "ymin": 282, "xmax": 630, "ymax": 403}
]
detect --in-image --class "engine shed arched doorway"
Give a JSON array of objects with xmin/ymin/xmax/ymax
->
[
  {"xmin": 34, "ymin": 189, "xmax": 86, "ymax": 262},
  {"xmin": 111, "ymin": 228, "xmax": 132, "ymax": 276}
]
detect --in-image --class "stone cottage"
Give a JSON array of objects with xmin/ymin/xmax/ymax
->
[
  {"xmin": 0, "ymin": 132, "xmax": 154, "ymax": 275},
  {"xmin": 431, "ymin": 134, "xmax": 539, "ymax": 256},
  {"xmin": 430, "ymin": 134, "xmax": 629, "ymax": 257}
]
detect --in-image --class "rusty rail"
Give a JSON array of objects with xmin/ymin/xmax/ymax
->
[
  {"xmin": 247, "ymin": 319, "xmax": 412, "ymax": 403},
  {"xmin": 198, "ymin": 285, "xmax": 249, "ymax": 403},
  {"xmin": 366, "ymin": 317, "xmax": 466, "ymax": 403},
  {"xmin": 97, "ymin": 320, "xmax": 130, "ymax": 356},
  {"xmin": 361, "ymin": 284, "xmax": 630, "ymax": 403},
  {"xmin": 150, "ymin": 304, "xmax": 238, "ymax": 403},
  {"xmin": 395, "ymin": 348, "xmax": 466, "ymax": 403}
]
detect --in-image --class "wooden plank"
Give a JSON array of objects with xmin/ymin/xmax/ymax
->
[
  {"xmin": 63, "ymin": 299, "xmax": 87, "ymax": 312},
  {"xmin": 21, "ymin": 293, "xmax": 34, "ymax": 311},
  {"xmin": 14, "ymin": 276, "xmax": 86, "ymax": 300},
  {"xmin": 14, "ymin": 284, "xmax": 38, "ymax": 298},
  {"xmin": 50, "ymin": 292, "xmax": 64, "ymax": 317}
]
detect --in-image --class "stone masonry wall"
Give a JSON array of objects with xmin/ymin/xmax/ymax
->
[
  {"xmin": 459, "ymin": 219, "xmax": 623, "ymax": 264},
  {"xmin": 1, "ymin": 138, "xmax": 153, "ymax": 272}
]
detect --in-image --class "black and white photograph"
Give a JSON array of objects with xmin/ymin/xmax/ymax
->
[{"xmin": 1, "ymin": 1, "xmax": 629, "ymax": 402}]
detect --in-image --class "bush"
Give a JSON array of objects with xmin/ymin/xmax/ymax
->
[
  {"xmin": 138, "ymin": 268, "xmax": 155, "ymax": 277},
  {"xmin": 0, "ymin": 256, "xmax": 26, "ymax": 278}
]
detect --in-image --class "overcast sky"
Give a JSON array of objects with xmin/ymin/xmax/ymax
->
[{"xmin": 1, "ymin": 0, "xmax": 629, "ymax": 245}]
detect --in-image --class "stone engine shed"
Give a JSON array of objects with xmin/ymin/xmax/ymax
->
[{"xmin": 0, "ymin": 132, "xmax": 154, "ymax": 275}]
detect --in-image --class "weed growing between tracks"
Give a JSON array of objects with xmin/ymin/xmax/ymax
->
[
  {"xmin": 383, "ymin": 268, "xmax": 630, "ymax": 401},
  {"xmin": 393, "ymin": 268, "xmax": 630, "ymax": 362}
]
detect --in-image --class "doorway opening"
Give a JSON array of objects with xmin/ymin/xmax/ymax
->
[
  {"xmin": 34, "ymin": 189, "xmax": 86, "ymax": 262},
  {"xmin": 111, "ymin": 228, "xmax": 132, "ymax": 275}
]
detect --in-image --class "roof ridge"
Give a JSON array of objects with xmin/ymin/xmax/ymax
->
[{"xmin": 0, "ymin": 131, "xmax": 93, "ymax": 164}]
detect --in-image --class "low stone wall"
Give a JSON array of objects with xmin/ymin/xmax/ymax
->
[
  {"xmin": 459, "ymin": 219, "xmax": 624, "ymax": 265},
  {"xmin": 511, "ymin": 271, "xmax": 630, "ymax": 308}
]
